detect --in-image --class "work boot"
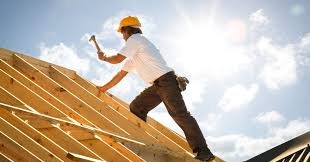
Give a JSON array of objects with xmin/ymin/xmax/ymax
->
[{"xmin": 194, "ymin": 147, "xmax": 215, "ymax": 162}]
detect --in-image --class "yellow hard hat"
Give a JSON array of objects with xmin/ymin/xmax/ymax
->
[{"xmin": 117, "ymin": 16, "xmax": 141, "ymax": 32}]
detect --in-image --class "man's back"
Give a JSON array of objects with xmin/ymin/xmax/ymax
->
[{"xmin": 120, "ymin": 34, "xmax": 174, "ymax": 84}]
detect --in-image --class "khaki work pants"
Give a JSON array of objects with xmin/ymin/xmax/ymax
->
[{"xmin": 129, "ymin": 71, "xmax": 207, "ymax": 153}]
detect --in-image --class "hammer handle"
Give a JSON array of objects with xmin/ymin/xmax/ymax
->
[{"xmin": 93, "ymin": 39, "xmax": 102, "ymax": 52}]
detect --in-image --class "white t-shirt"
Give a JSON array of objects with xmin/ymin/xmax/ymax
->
[{"xmin": 120, "ymin": 34, "xmax": 174, "ymax": 84}]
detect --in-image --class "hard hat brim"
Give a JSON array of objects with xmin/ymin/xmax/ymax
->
[
  {"xmin": 117, "ymin": 27, "xmax": 122, "ymax": 32},
  {"xmin": 117, "ymin": 25, "xmax": 141, "ymax": 33}
]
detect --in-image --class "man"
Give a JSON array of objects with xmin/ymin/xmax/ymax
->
[{"xmin": 96, "ymin": 16, "xmax": 215, "ymax": 161}]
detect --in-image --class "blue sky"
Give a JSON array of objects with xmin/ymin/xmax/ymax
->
[{"xmin": 1, "ymin": 0, "xmax": 310, "ymax": 161}]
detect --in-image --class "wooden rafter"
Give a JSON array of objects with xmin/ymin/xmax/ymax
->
[
  {"xmin": 12, "ymin": 54, "xmax": 129, "ymax": 136},
  {"xmin": 0, "ymin": 48, "xmax": 224, "ymax": 162},
  {"xmin": 0, "ymin": 103, "xmax": 198, "ymax": 161},
  {"xmin": 0, "ymin": 115, "xmax": 62, "ymax": 161},
  {"xmin": 73, "ymin": 73, "xmax": 192, "ymax": 152},
  {"xmin": 49, "ymin": 66, "xmax": 158, "ymax": 144},
  {"xmin": 0, "ymin": 132, "xmax": 41, "ymax": 162},
  {"xmin": 0, "ymin": 59, "xmax": 95, "ymax": 126}
]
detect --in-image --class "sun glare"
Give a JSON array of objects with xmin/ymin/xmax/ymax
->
[{"xmin": 172, "ymin": 19, "xmax": 250, "ymax": 80}]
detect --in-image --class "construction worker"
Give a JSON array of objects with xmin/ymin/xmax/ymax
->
[{"xmin": 96, "ymin": 16, "xmax": 215, "ymax": 161}]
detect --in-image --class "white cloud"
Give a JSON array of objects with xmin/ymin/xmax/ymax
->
[
  {"xmin": 181, "ymin": 78, "xmax": 208, "ymax": 111},
  {"xmin": 255, "ymin": 33, "xmax": 310, "ymax": 89},
  {"xmin": 81, "ymin": 14, "xmax": 124, "ymax": 44},
  {"xmin": 257, "ymin": 37, "xmax": 297, "ymax": 89},
  {"xmin": 148, "ymin": 105, "xmax": 222, "ymax": 137},
  {"xmin": 39, "ymin": 43, "xmax": 90, "ymax": 75},
  {"xmin": 297, "ymin": 33, "xmax": 310, "ymax": 66},
  {"xmin": 270, "ymin": 119, "xmax": 310, "ymax": 140},
  {"xmin": 208, "ymin": 119, "xmax": 310, "ymax": 161},
  {"xmin": 299, "ymin": 33, "xmax": 310, "ymax": 53},
  {"xmin": 250, "ymin": 9, "xmax": 270, "ymax": 30},
  {"xmin": 255, "ymin": 110, "xmax": 285, "ymax": 124},
  {"xmin": 149, "ymin": 109, "xmax": 183, "ymax": 134},
  {"xmin": 200, "ymin": 113, "xmax": 222, "ymax": 132},
  {"xmin": 218, "ymin": 84, "xmax": 259, "ymax": 112}
]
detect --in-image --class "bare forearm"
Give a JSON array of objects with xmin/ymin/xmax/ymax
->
[
  {"xmin": 103, "ymin": 76, "xmax": 122, "ymax": 89},
  {"xmin": 98, "ymin": 70, "xmax": 128, "ymax": 92},
  {"xmin": 98, "ymin": 51, "xmax": 126, "ymax": 64},
  {"xmin": 101, "ymin": 55, "xmax": 121, "ymax": 64}
]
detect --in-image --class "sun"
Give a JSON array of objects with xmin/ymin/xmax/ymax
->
[
  {"xmin": 173, "ymin": 21, "xmax": 246, "ymax": 80},
  {"xmin": 166, "ymin": 12, "xmax": 250, "ymax": 81}
]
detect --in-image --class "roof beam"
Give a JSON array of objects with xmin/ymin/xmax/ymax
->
[
  {"xmin": 0, "ymin": 153, "xmax": 12, "ymax": 162},
  {"xmin": 66, "ymin": 152, "xmax": 102, "ymax": 162},
  {"xmin": 49, "ymin": 65, "xmax": 159, "ymax": 144},
  {"xmin": 0, "ymin": 108, "xmax": 74, "ymax": 161},
  {"xmin": 0, "ymin": 103, "xmax": 144, "ymax": 161},
  {"xmin": 0, "ymin": 116, "xmax": 62, "ymax": 161},
  {"xmin": 38, "ymin": 126, "xmax": 103, "ymax": 160},
  {"xmin": 78, "ymin": 137, "xmax": 131, "ymax": 162},
  {"xmin": 0, "ymin": 86, "xmax": 29, "ymax": 109},
  {"xmin": 0, "ymin": 48, "xmax": 76, "ymax": 78},
  {"xmin": 73, "ymin": 73, "xmax": 192, "ymax": 151},
  {"xmin": 0, "ymin": 103, "xmax": 198, "ymax": 161},
  {"xmin": 0, "ymin": 49, "xmax": 225, "ymax": 162},
  {"xmin": 0, "ymin": 68, "xmax": 68, "ymax": 120},
  {"xmin": 0, "ymin": 132, "xmax": 41, "ymax": 162},
  {"xmin": 12, "ymin": 54, "xmax": 128, "ymax": 136},
  {"xmin": 0, "ymin": 59, "xmax": 94, "ymax": 126},
  {"xmin": 69, "ymin": 73, "xmax": 191, "ymax": 154},
  {"xmin": 0, "ymin": 102, "xmax": 140, "ymax": 145}
]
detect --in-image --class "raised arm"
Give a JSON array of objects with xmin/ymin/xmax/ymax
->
[
  {"xmin": 98, "ymin": 52, "xmax": 126, "ymax": 64},
  {"xmin": 89, "ymin": 35, "xmax": 126, "ymax": 64},
  {"xmin": 97, "ymin": 70, "xmax": 128, "ymax": 93}
]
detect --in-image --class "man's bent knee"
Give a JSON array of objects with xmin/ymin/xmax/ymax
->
[{"xmin": 129, "ymin": 102, "xmax": 147, "ymax": 121}]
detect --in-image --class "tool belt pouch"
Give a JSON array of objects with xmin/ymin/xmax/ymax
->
[{"xmin": 176, "ymin": 76, "xmax": 189, "ymax": 91}]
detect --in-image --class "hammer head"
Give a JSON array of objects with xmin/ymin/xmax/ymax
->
[{"xmin": 89, "ymin": 35, "xmax": 96, "ymax": 42}]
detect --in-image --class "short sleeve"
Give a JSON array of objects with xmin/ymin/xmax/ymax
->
[
  {"xmin": 119, "ymin": 37, "xmax": 139, "ymax": 58},
  {"xmin": 121, "ymin": 58, "xmax": 135, "ymax": 72}
]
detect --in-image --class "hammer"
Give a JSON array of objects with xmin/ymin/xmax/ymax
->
[{"xmin": 89, "ymin": 35, "xmax": 102, "ymax": 53}]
